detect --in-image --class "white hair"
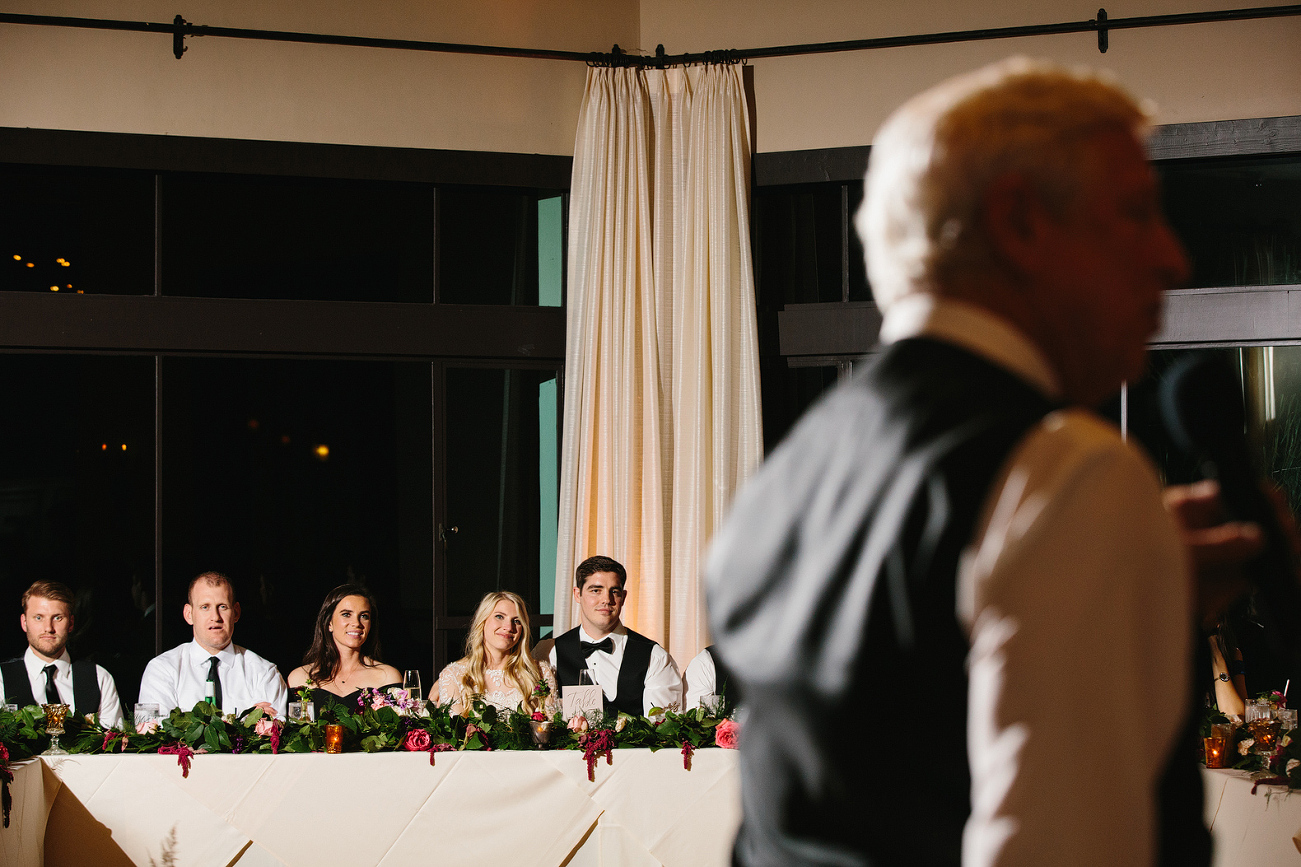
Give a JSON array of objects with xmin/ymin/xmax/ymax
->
[{"xmin": 856, "ymin": 57, "xmax": 1153, "ymax": 312}]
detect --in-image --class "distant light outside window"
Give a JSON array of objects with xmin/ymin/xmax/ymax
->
[{"xmin": 0, "ymin": 164, "xmax": 153, "ymax": 295}]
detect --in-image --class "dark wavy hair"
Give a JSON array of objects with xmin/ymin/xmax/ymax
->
[{"xmin": 301, "ymin": 584, "xmax": 384, "ymax": 686}]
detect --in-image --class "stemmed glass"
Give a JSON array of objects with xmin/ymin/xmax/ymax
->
[
  {"xmin": 41, "ymin": 703, "xmax": 71, "ymax": 756},
  {"xmin": 1247, "ymin": 700, "xmax": 1281, "ymax": 772},
  {"xmin": 403, "ymin": 670, "xmax": 423, "ymax": 706}
]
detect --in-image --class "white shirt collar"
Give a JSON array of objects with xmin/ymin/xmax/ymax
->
[
  {"xmin": 187, "ymin": 639, "xmax": 237, "ymax": 666},
  {"xmin": 577, "ymin": 623, "xmax": 627, "ymax": 647},
  {"xmin": 24, "ymin": 646, "xmax": 71, "ymax": 673},
  {"xmin": 879, "ymin": 294, "xmax": 1062, "ymax": 399}
]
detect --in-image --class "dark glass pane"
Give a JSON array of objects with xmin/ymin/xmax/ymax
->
[
  {"xmin": 160, "ymin": 358, "xmax": 433, "ymax": 683},
  {"xmin": 438, "ymin": 187, "xmax": 565, "ymax": 305},
  {"xmin": 1159, "ymin": 155, "xmax": 1301, "ymax": 288},
  {"xmin": 846, "ymin": 180, "xmax": 873, "ymax": 303},
  {"xmin": 443, "ymin": 368, "xmax": 560, "ymax": 619},
  {"xmin": 759, "ymin": 360, "xmax": 840, "ymax": 454},
  {"xmin": 0, "ymin": 354, "xmax": 155, "ymax": 704},
  {"xmin": 755, "ymin": 183, "xmax": 844, "ymax": 306},
  {"xmin": 1127, "ymin": 346, "xmax": 1301, "ymax": 696},
  {"xmin": 161, "ymin": 173, "xmax": 434, "ymax": 302},
  {"xmin": 0, "ymin": 164, "xmax": 154, "ymax": 295}
]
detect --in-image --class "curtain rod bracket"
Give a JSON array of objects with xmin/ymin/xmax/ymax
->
[
  {"xmin": 172, "ymin": 14, "xmax": 187, "ymax": 59},
  {"xmin": 1096, "ymin": 8, "xmax": 1109, "ymax": 53}
]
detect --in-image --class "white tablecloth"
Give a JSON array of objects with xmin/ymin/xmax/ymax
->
[
  {"xmin": 5, "ymin": 755, "xmax": 1297, "ymax": 866},
  {"xmin": 2, "ymin": 748, "xmax": 740, "ymax": 867}
]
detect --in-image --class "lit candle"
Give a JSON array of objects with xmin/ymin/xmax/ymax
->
[
  {"xmin": 1204, "ymin": 735, "xmax": 1228, "ymax": 769},
  {"xmin": 325, "ymin": 724, "xmax": 344, "ymax": 754}
]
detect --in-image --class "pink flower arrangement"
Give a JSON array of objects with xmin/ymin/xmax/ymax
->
[
  {"xmin": 254, "ymin": 717, "xmax": 278, "ymax": 737},
  {"xmin": 359, "ymin": 687, "xmax": 423, "ymax": 715},
  {"xmin": 532, "ymin": 711, "xmax": 546, "ymax": 722},
  {"xmin": 135, "ymin": 718, "xmax": 159, "ymax": 735},
  {"xmin": 403, "ymin": 729, "xmax": 432, "ymax": 752},
  {"xmin": 714, "ymin": 719, "xmax": 740, "ymax": 750},
  {"xmin": 567, "ymin": 714, "xmax": 589, "ymax": 733}
]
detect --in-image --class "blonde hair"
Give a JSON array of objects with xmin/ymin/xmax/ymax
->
[
  {"xmin": 856, "ymin": 57, "xmax": 1151, "ymax": 312},
  {"xmin": 456, "ymin": 591, "xmax": 545, "ymax": 714}
]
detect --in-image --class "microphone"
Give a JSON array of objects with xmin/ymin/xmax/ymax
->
[{"xmin": 1161, "ymin": 351, "xmax": 1301, "ymax": 686}]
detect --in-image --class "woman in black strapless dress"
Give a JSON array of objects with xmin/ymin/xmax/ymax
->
[{"xmin": 287, "ymin": 584, "xmax": 404, "ymax": 715}]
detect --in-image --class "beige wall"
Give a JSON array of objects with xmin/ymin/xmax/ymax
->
[
  {"xmin": 0, "ymin": 1, "xmax": 1296, "ymax": 156},
  {"xmin": 0, "ymin": 0, "xmax": 638, "ymax": 155},
  {"xmin": 639, "ymin": 0, "xmax": 1301, "ymax": 152}
]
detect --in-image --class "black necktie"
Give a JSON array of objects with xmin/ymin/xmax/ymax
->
[
  {"xmin": 43, "ymin": 664, "xmax": 60, "ymax": 704},
  {"xmin": 580, "ymin": 638, "xmax": 614, "ymax": 658},
  {"xmin": 207, "ymin": 656, "xmax": 223, "ymax": 708}
]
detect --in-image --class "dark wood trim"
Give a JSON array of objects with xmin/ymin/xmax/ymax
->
[
  {"xmin": 0, "ymin": 126, "xmax": 573, "ymax": 188},
  {"xmin": 1148, "ymin": 115, "xmax": 1301, "ymax": 162},
  {"xmin": 777, "ymin": 301, "xmax": 881, "ymax": 356},
  {"xmin": 0, "ymin": 293, "xmax": 565, "ymax": 359},
  {"xmin": 1155, "ymin": 284, "xmax": 1301, "ymax": 345},
  {"xmin": 755, "ymin": 146, "xmax": 870, "ymax": 186},
  {"xmin": 755, "ymin": 115, "xmax": 1301, "ymax": 186}
]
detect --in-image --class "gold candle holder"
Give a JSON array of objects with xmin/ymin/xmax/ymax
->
[
  {"xmin": 324, "ymin": 723, "xmax": 344, "ymax": 754},
  {"xmin": 1204, "ymin": 735, "xmax": 1228, "ymax": 769}
]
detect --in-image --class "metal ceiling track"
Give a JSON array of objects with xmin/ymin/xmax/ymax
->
[{"xmin": 0, "ymin": 5, "xmax": 1298, "ymax": 64}]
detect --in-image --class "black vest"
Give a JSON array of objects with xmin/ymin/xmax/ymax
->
[
  {"xmin": 703, "ymin": 645, "xmax": 739, "ymax": 706},
  {"xmin": 2, "ymin": 656, "xmax": 102, "ymax": 718},
  {"xmin": 554, "ymin": 626, "xmax": 655, "ymax": 717},
  {"xmin": 708, "ymin": 338, "xmax": 1210, "ymax": 867}
]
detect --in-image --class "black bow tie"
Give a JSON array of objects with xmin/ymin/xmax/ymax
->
[{"xmin": 580, "ymin": 638, "xmax": 614, "ymax": 658}]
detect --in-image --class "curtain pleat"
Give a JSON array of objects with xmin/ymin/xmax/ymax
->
[{"xmin": 555, "ymin": 63, "xmax": 762, "ymax": 674}]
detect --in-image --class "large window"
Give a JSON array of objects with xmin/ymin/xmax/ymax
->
[{"xmin": 0, "ymin": 128, "xmax": 569, "ymax": 699}]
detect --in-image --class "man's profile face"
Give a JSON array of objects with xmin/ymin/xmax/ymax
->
[
  {"xmin": 573, "ymin": 570, "xmax": 625, "ymax": 636},
  {"xmin": 1033, "ymin": 129, "xmax": 1189, "ymax": 404},
  {"xmin": 21, "ymin": 596, "xmax": 73, "ymax": 662},
  {"xmin": 184, "ymin": 581, "xmax": 240, "ymax": 654}
]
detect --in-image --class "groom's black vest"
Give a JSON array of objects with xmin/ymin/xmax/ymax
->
[
  {"xmin": 709, "ymin": 338, "xmax": 1210, "ymax": 867},
  {"xmin": 2, "ymin": 656, "xmax": 102, "ymax": 718},
  {"xmin": 554, "ymin": 626, "xmax": 655, "ymax": 717}
]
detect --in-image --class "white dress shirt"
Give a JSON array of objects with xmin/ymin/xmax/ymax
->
[
  {"xmin": 550, "ymin": 624, "xmax": 684, "ymax": 715},
  {"xmin": 0, "ymin": 646, "xmax": 124, "ymax": 728},
  {"xmin": 884, "ymin": 295, "xmax": 1191, "ymax": 867},
  {"xmin": 683, "ymin": 648, "xmax": 718, "ymax": 711},
  {"xmin": 139, "ymin": 640, "xmax": 288, "ymax": 718}
]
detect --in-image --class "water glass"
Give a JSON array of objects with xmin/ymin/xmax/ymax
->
[
  {"xmin": 287, "ymin": 700, "xmax": 315, "ymax": 723},
  {"xmin": 403, "ymin": 670, "xmax": 422, "ymax": 703},
  {"xmin": 133, "ymin": 702, "xmax": 160, "ymax": 730},
  {"xmin": 1278, "ymin": 709, "xmax": 1298, "ymax": 732},
  {"xmin": 699, "ymin": 693, "xmax": 723, "ymax": 715},
  {"xmin": 1246, "ymin": 698, "xmax": 1273, "ymax": 724},
  {"xmin": 578, "ymin": 669, "xmax": 596, "ymax": 687},
  {"xmin": 3, "ymin": 703, "xmax": 17, "ymax": 714}
]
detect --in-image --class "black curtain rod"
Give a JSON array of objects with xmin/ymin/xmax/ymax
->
[{"xmin": 0, "ymin": 5, "xmax": 1298, "ymax": 64}]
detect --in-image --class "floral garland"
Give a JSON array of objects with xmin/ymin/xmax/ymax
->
[
  {"xmin": 0, "ymin": 690, "xmax": 740, "ymax": 823},
  {"xmin": 1202, "ymin": 691, "xmax": 1300, "ymax": 787}
]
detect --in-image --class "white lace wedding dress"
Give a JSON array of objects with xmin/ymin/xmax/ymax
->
[{"xmin": 436, "ymin": 659, "xmax": 560, "ymax": 715}]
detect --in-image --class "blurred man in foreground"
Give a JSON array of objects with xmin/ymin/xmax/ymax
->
[{"xmin": 708, "ymin": 58, "xmax": 1256, "ymax": 866}]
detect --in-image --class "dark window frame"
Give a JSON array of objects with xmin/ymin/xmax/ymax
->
[{"xmin": 0, "ymin": 127, "xmax": 571, "ymax": 682}]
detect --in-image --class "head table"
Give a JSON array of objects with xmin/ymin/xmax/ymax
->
[{"xmin": 2, "ymin": 752, "xmax": 1298, "ymax": 866}]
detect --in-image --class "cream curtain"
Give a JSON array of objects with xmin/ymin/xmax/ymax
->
[{"xmin": 554, "ymin": 63, "xmax": 763, "ymax": 670}]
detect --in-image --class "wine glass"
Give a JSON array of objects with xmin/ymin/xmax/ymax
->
[
  {"xmin": 41, "ymin": 703, "xmax": 71, "ymax": 756},
  {"xmin": 403, "ymin": 670, "xmax": 422, "ymax": 704}
]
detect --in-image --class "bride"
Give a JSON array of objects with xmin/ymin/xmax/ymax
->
[{"xmin": 437, "ymin": 591, "xmax": 558, "ymax": 716}]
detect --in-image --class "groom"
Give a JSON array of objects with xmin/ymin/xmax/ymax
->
[{"xmin": 550, "ymin": 555, "xmax": 683, "ymax": 716}]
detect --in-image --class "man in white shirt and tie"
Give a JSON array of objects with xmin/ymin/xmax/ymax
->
[
  {"xmin": 550, "ymin": 556, "xmax": 683, "ymax": 716},
  {"xmin": 1, "ymin": 580, "xmax": 124, "ymax": 728},
  {"xmin": 139, "ymin": 571, "xmax": 287, "ymax": 718}
]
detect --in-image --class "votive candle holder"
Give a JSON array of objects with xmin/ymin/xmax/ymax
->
[
  {"xmin": 1204, "ymin": 735, "xmax": 1228, "ymax": 769},
  {"xmin": 324, "ymin": 723, "xmax": 344, "ymax": 754}
]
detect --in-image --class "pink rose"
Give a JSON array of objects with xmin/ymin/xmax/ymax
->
[
  {"xmin": 567, "ymin": 714, "xmax": 589, "ymax": 733},
  {"xmin": 254, "ymin": 717, "xmax": 278, "ymax": 737},
  {"xmin": 532, "ymin": 711, "xmax": 546, "ymax": 722},
  {"xmin": 403, "ymin": 729, "xmax": 432, "ymax": 752},
  {"xmin": 136, "ymin": 718, "xmax": 160, "ymax": 735},
  {"xmin": 715, "ymin": 718, "xmax": 740, "ymax": 750}
]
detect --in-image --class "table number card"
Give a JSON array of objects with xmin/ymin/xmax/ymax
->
[{"xmin": 562, "ymin": 685, "xmax": 603, "ymax": 718}]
